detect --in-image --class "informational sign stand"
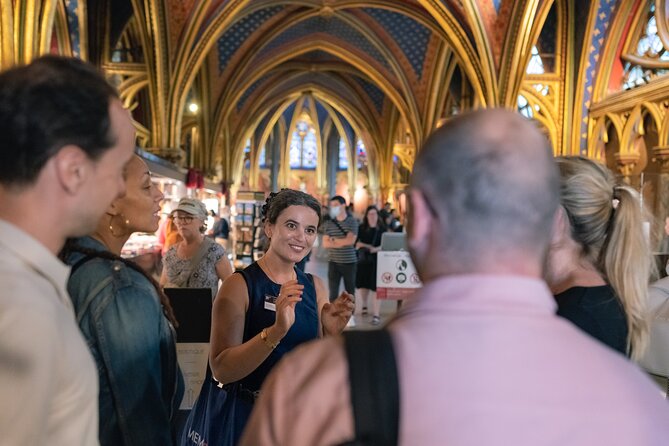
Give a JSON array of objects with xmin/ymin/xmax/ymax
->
[
  {"xmin": 376, "ymin": 250, "xmax": 422, "ymax": 300},
  {"xmin": 164, "ymin": 288, "xmax": 213, "ymax": 410}
]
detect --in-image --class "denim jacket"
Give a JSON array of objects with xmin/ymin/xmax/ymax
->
[{"xmin": 66, "ymin": 237, "xmax": 184, "ymax": 446}]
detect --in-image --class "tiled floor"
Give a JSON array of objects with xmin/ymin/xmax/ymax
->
[{"xmin": 304, "ymin": 251, "xmax": 400, "ymax": 331}]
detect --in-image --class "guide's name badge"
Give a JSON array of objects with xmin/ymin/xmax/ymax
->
[{"xmin": 264, "ymin": 294, "xmax": 277, "ymax": 312}]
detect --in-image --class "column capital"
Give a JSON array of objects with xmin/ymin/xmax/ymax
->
[
  {"xmin": 653, "ymin": 146, "xmax": 669, "ymax": 173},
  {"xmin": 614, "ymin": 152, "xmax": 640, "ymax": 178}
]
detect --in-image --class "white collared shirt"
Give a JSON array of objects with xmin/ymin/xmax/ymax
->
[{"xmin": 0, "ymin": 220, "xmax": 98, "ymax": 445}]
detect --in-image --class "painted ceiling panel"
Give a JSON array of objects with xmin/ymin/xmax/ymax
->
[
  {"xmin": 282, "ymin": 101, "xmax": 297, "ymax": 129},
  {"xmin": 237, "ymin": 73, "xmax": 273, "ymax": 112},
  {"xmin": 362, "ymin": 8, "xmax": 432, "ymax": 78},
  {"xmin": 217, "ymin": 6, "xmax": 284, "ymax": 74},
  {"xmin": 257, "ymin": 16, "xmax": 392, "ymax": 71},
  {"xmin": 316, "ymin": 100, "xmax": 329, "ymax": 131},
  {"xmin": 297, "ymin": 50, "xmax": 345, "ymax": 63},
  {"xmin": 353, "ymin": 76, "xmax": 385, "ymax": 114},
  {"xmin": 166, "ymin": 0, "xmax": 197, "ymax": 55}
]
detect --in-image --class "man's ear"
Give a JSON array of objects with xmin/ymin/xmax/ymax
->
[
  {"xmin": 551, "ymin": 205, "xmax": 569, "ymax": 246},
  {"xmin": 52, "ymin": 145, "xmax": 89, "ymax": 195},
  {"xmin": 407, "ymin": 188, "xmax": 434, "ymax": 245}
]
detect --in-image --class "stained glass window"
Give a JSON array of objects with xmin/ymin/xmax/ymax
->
[
  {"xmin": 623, "ymin": 2, "xmax": 669, "ymax": 90},
  {"xmin": 289, "ymin": 131, "xmax": 301, "ymax": 168},
  {"xmin": 526, "ymin": 46, "xmax": 545, "ymax": 74},
  {"xmin": 302, "ymin": 131, "xmax": 317, "ymax": 169},
  {"xmin": 259, "ymin": 146, "xmax": 267, "ymax": 168},
  {"xmin": 357, "ymin": 139, "xmax": 367, "ymax": 168},
  {"xmin": 338, "ymin": 138, "xmax": 349, "ymax": 170},
  {"xmin": 288, "ymin": 120, "xmax": 318, "ymax": 169}
]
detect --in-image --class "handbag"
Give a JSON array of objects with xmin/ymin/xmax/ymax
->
[{"xmin": 180, "ymin": 366, "xmax": 241, "ymax": 446}]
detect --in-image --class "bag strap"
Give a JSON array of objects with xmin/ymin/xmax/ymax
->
[
  {"xmin": 330, "ymin": 218, "xmax": 349, "ymax": 236},
  {"xmin": 173, "ymin": 237, "xmax": 213, "ymax": 288},
  {"xmin": 343, "ymin": 329, "xmax": 399, "ymax": 446}
]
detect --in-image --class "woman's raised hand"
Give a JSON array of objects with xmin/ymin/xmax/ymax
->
[{"xmin": 271, "ymin": 279, "xmax": 303, "ymax": 337}]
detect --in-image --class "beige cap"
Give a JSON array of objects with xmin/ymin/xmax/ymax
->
[{"xmin": 173, "ymin": 198, "xmax": 208, "ymax": 219}]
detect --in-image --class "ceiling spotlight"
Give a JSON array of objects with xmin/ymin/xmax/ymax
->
[{"xmin": 188, "ymin": 102, "xmax": 199, "ymax": 114}]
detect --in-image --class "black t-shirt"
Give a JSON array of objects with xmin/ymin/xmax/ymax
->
[
  {"xmin": 554, "ymin": 285, "xmax": 628, "ymax": 356},
  {"xmin": 213, "ymin": 218, "xmax": 229, "ymax": 239}
]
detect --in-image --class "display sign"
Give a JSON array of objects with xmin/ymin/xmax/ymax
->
[
  {"xmin": 376, "ymin": 251, "xmax": 422, "ymax": 300},
  {"xmin": 165, "ymin": 288, "xmax": 213, "ymax": 410}
]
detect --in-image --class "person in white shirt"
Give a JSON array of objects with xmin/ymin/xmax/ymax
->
[{"xmin": 0, "ymin": 56, "xmax": 136, "ymax": 445}]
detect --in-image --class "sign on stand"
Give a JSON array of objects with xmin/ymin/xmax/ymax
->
[
  {"xmin": 376, "ymin": 250, "xmax": 422, "ymax": 299},
  {"xmin": 164, "ymin": 288, "xmax": 213, "ymax": 410}
]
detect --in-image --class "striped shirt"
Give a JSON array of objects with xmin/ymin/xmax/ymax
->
[{"xmin": 323, "ymin": 215, "xmax": 359, "ymax": 264}]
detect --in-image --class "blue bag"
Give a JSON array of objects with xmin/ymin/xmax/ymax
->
[{"xmin": 180, "ymin": 367, "xmax": 246, "ymax": 446}]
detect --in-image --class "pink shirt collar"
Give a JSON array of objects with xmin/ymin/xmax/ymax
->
[{"xmin": 398, "ymin": 274, "xmax": 557, "ymax": 318}]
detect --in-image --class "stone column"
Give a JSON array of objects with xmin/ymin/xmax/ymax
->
[
  {"xmin": 653, "ymin": 146, "xmax": 669, "ymax": 225},
  {"xmin": 326, "ymin": 129, "xmax": 339, "ymax": 198},
  {"xmin": 270, "ymin": 127, "xmax": 281, "ymax": 192}
]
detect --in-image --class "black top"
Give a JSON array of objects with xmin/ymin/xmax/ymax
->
[
  {"xmin": 554, "ymin": 285, "xmax": 628, "ymax": 356},
  {"xmin": 238, "ymin": 262, "xmax": 319, "ymax": 391}
]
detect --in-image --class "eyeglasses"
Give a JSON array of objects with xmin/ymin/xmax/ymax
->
[{"xmin": 171, "ymin": 215, "xmax": 194, "ymax": 224}]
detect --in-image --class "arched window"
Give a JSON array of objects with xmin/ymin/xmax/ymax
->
[
  {"xmin": 622, "ymin": 2, "xmax": 669, "ymax": 90},
  {"xmin": 338, "ymin": 138, "xmax": 348, "ymax": 170},
  {"xmin": 526, "ymin": 46, "xmax": 545, "ymax": 74},
  {"xmin": 289, "ymin": 119, "xmax": 318, "ymax": 169},
  {"xmin": 356, "ymin": 139, "xmax": 367, "ymax": 168},
  {"xmin": 258, "ymin": 145, "xmax": 268, "ymax": 168}
]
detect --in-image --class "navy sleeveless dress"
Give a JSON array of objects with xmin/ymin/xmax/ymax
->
[
  {"xmin": 239, "ymin": 262, "xmax": 319, "ymax": 390},
  {"xmin": 229, "ymin": 261, "xmax": 319, "ymax": 438}
]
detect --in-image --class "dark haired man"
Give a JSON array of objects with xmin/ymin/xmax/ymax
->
[
  {"xmin": 0, "ymin": 56, "xmax": 136, "ymax": 444},
  {"xmin": 322, "ymin": 196, "xmax": 358, "ymax": 308},
  {"xmin": 243, "ymin": 109, "xmax": 669, "ymax": 445}
]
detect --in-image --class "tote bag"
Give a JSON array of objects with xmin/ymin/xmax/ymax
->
[{"xmin": 180, "ymin": 366, "xmax": 241, "ymax": 446}]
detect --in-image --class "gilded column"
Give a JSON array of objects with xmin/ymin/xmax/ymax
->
[{"xmin": 653, "ymin": 146, "xmax": 669, "ymax": 229}]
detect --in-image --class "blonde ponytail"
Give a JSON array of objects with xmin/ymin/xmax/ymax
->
[
  {"xmin": 601, "ymin": 185, "xmax": 650, "ymax": 360},
  {"xmin": 556, "ymin": 157, "xmax": 651, "ymax": 360}
]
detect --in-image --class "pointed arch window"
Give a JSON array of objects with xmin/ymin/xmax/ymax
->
[
  {"xmin": 526, "ymin": 46, "xmax": 545, "ymax": 74},
  {"xmin": 289, "ymin": 120, "xmax": 318, "ymax": 169},
  {"xmin": 338, "ymin": 138, "xmax": 349, "ymax": 170},
  {"xmin": 259, "ymin": 145, "xmax": 268, "ymax": 168},
  {"xmin": 622, "ymin": 2, "xmax": 669, "ymax": 90},
  {"xmin": 356, "ymin": 139, "xmax": 368, "ymax": 168}
]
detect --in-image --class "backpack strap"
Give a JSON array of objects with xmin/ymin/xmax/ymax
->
[{"xmin": 343, "ymin": 329, "xmax": 400, "ymax": 446}]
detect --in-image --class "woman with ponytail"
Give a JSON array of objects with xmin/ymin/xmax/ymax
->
[
  {"xmin": 61, "ymin": 155, "xmax": 183, "ymax": 445},
  {"xmin": 545, "ymin": 156, "xmax": 650, "ymax": 360}
]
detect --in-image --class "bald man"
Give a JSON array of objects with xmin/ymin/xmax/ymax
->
[{"xmin": 241, "ymin": 110, "xmax": 669, "ymax": 445}]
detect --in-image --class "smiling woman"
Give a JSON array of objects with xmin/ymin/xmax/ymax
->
[
  {"xmin": 187, "ymin": 189, "xmax": 353, "ymax": 444},
  {"xmin": 61, "ymin": 155, "xmax": 183, "ymax": 445}
]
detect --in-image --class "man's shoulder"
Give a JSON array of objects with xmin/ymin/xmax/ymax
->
[
  {"xmin": 280, "ymin": 336, "xmax": 346, "ymax": 376},
  {"xmin": 267, "ymin": 336, "xmax": 349, "ymax": 400}
]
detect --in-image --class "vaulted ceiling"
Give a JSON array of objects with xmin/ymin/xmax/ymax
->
[{"xmin": 35, "ymin": 0, "xmax": 611, "ymax": 195}]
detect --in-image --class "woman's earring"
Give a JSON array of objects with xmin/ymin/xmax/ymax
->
[{"xmin": 109, "ymin": 214, "xmax": 130, "ymax": 237}]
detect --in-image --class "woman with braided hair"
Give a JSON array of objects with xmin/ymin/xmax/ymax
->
[
  {"xmin": 207, "ymin": 189, "xmax": 354, "ymax": 443},
  {"xmin": 61, "ymin": 155, "xmax": 183, "ymax": 445},
  {"xmin": 545, "ymin": 156, "xmax": 652, "ymax": 359}
]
